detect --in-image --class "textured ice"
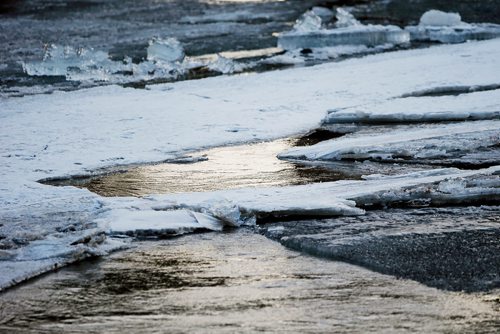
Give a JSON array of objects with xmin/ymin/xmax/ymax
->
[
  {"xmin": 206, "ymin": 55, "xmax": 245, "ymax": 74},
  {"xmin": 292, "ymin": 11, "xmax": 323, "ymax": 33},
  {"xmin": 21, "ymin": 39, "xmax": 246, "ymax": 86},
  {"xmin": 335, "ymin": 8, "xmax": 362, "ymax": 28},
  {"xmin": 311, "ymin": 7, "xmax": 334, "ymax": 23},
  {"xmin": 323, "ymin": 89, "xmax": 500, "ymax": 124},
  {"xmin": 22, "ymin": 44, "xmax": 130, "ymax": 82},
  {"xmin": 279, "ymin": 120, "xmax": 500, "ymax": 162},
  {"xmin": 406, "ymin": 10, "xmax": 500, "ymax": 43},
  {"xmin": 147, "ymin": 37, "xmax": 185, "ymax": 63},
  {"xmin": 278, "ymin": 8, "xmax": 409, "ymax": 50}
]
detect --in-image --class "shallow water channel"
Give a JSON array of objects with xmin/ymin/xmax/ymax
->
[{"xmin": 1, "ymin": 229, "xmax": 498, "ymax": 333}]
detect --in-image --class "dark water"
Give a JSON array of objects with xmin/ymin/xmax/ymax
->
[{"xmin": 1, "ymin": 229, "xmax": 498, "ymax": 333}]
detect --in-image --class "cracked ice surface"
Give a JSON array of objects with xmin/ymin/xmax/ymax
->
[{"xmin": 2, "ymin": 39, "xmax": 500, "ymax": 290}]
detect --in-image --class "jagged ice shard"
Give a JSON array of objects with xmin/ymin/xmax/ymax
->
[
  {"xmin": 277, "ymin": 8, "xmax": 409, "ymax": 50},
  {"xmin": 406, "ymin": 9, "xmax": 500, "ymax": 43}
]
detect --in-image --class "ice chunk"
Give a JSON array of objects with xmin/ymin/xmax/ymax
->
[
  {"xmin": 22, "ymin": 44, "xmax": 127, "ymax": 81},
  {"xmin": 419, "ymin": 10, "xmax": 462, "ymax": 27},
  {"xmin": 406, "ymin": 10, "xmax": 500, "ymax": 43},
  {"xmin": 206, "ymin": 55, "xmax": 245, "ymax": 74},
  {"xmin": 278, "ymin": 9, "xmax": 409, "ymax": 50},
  {"xmin": 278, "ymin": 25, "xmax": 409, "ymax": 50},
  {"xmin": 97, "ymin": 209, "xmax": 223, "ymax": 237},
  {"xmin": 311, "ymin": 6, "xmax": 334, "ymax": 23},
  {"xmin": 293, "ymin": 10, "xmax": 323, "ymax": 33},
  {"xmin": 147, "ymin": 37, "xmax": 185, "ymax": 63},
  {"xmin": 335, "ymin": 8, "xmax": 362, "ymax": 28}
]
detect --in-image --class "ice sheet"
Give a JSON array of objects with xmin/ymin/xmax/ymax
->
[
  {"xmin": 323, "ymin": 89, "xmax": 500, "ymax": 124},
  {"xmin": 280, "ymin": 120, "xmax": 500, "ymax": 162}
]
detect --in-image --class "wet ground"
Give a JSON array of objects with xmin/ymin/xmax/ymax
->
[
  {"xmin": 262, "ymin": 206, "xmax": 500, "ymax": 292},
  {"xmin": 1, "ymin": 229, "xmax": 499, "ymax": 333}
]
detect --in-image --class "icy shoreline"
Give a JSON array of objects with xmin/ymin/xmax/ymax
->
[{"xmin": 1, "ymin": 39, "xmax": 500, "ymax": 291}]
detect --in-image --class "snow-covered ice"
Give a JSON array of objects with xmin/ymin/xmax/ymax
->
[
  {"xmin": 278, "ymin": 8, "xmax": 409, "ymax": 50},
  {"xmin": 280, "ymin": 120, "xmax": 500, "ymax": 162},
  {"xmin": 2, "ymin": 39, "xmax": 500, "ymax": 290},
  {"xmin": 323, "ymin": 89, "xmax": 500, "ymax": 124},
  {"xmin": 406, "ymin": 9, "xmax": 500, "ymax": 43},
  {"xmin": 100, "ymin": 166, "xmax": 499, "ymax": 227}
]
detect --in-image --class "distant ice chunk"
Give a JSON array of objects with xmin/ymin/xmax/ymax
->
[
  {"xmin": 278, "ymin": 8, "xmax": 409, "ymax": 50},
  {"xmin": 293, "ymin": 10, "xmax": 323, "ymax": 33},
  {"xmin": 206, "ymin": 55, "xmax": 245, "ymax": 74},
  {"xmin": 419, "ymin": 10, "xmax": 462, "ymax": 27},
  {"xmin": 147, "ymin": 37, "xmax": 185, "ymax": 63},
  {"xmin": 406, "ymin": 10, "xmax": 500, "ymax": 43},
  {"xmin": 22, "ymin": 44, "xmax": 128, "ymax": 81},
  {"xmin": 311, "ymin": 6, "xmax": 334, "ymax": 23},
  {"xmin": 335, "ymin": 8, "xmax": 362, "ymax": 28}
]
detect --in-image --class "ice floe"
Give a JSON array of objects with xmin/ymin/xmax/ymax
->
[
  {"xmin": 323, "ymin": 89, "xmax": 500, "ymax": 124},
  {"xmin": 147, "ymin": 37, "xmax": 185, "ymax": 63},
  {"xmin": 280, "ymin": 120, "xmax": 500, "ymax": 163},
  {"xmin": 278, "ymin": 8, "xmax": 409, "ymax": 50},
  {"xmin": 406, "ymin": 9, "xmax": 500, "ymax": 43}
]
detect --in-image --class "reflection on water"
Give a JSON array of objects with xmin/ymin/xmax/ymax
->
[
  {"xmin": 0, "ymin": 229, "xmax": 498, "ymax": 333},
  {"xmin": 66, "ymin": 139, "xmax": 352, "ymax": 197}
]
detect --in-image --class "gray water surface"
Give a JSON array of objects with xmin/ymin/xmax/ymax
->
[{"xmin": 1, "ymin": 229, "xmax": 498, "ymax": 333}]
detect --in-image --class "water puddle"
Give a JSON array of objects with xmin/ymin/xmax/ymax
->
[{"xmin": 45, "ymin": 134, "xmax": 353, "ymax": 197}]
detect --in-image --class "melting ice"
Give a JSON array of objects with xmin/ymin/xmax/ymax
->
[{"xmin": 406, "ymin": 9, "xmax": 500, "ymax": 43}]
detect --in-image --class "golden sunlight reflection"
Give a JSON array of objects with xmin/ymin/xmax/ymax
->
[{"xmin": 84, "ymin": 139, "xmax": 347, "ymax": 197}]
